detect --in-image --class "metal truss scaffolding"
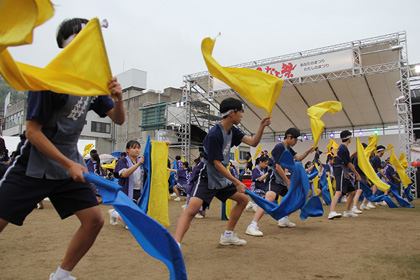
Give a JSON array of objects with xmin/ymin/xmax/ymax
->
[{"xmin": 181, "ymin": 32, "xmax": 416, "ymax": 196}]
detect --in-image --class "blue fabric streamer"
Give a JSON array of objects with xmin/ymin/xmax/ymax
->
[
  {"xmin": 245, "ymin": 150, "xmax": 309, "ymax": 220},
  {"xmin": 300, "ymin": 195, "xmax": 324, "ymax": 220},
  {"xmin": 359, "ymin": 181, "xmax": 398, "ymax": 208},
  {"xmin": 404, "ymin": 184, "xmax": 414, "ymax": 202},
  {"xmin": 84, "ymin": 173, "xmax": 187, "ymax": 280},
  {"xmin": 388, "ymin": 182, "xmax": 414, "ymax": 208},
  {"xmin": 319, "ymin": 170, "xmax": 331, "ymax": 205},
  {"xmin": 138, "ymin": 135, "xmax": 151, "ymax": 212},
  {"xmin": 308, "ymin": 167, "xmax": 319, "ymax": 181}
]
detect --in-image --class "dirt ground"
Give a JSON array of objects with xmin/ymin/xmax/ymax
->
[{"xmin": 1, "ymin": 197, "xmax": 419, "ymax": 280}]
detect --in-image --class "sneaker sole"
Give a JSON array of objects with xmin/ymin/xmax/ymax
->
[
  {"xmin": 220, "ymin": 242, "xmax": 247, "ymax": 246},
  {"xmin": 245, "ymin": 231, "xmax": 263, "ymax": 237},
  {"xmin": 328, "ymin": 215, "xmax": 342, "ymax": 220}
]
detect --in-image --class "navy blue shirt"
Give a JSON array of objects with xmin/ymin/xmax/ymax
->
[
  {"xmin": 335, "ymin": 144, "xmax": 350, "ymax": 166},
  {"xmin": 26, "ymin": 91, "xmax": 113, "ymax": 124},
  {"xmin": 202, "ymin": 124, "xmax": 245, "ymax": 162},
  {"xmin": 371, "ymin": 155, "xmax": 382, "ymax": 171},
  {"xmin": 271, "ymin": 142, "xmax": 297, "ymax": 167}
]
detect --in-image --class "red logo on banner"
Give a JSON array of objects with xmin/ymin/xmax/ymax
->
[{"xmin": 256, "ymin": 62, "xmax": 296, "ymax": 79}]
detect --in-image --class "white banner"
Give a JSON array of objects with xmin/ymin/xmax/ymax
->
[
  {"xmin": 252, "ymin": 49, "xmax": 354, "ymax": 79},
  {"xmin": 212, "ymin": 49, "xmax": 354, "ymax": 91}
]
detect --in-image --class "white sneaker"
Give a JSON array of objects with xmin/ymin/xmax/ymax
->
[
  {"xmin": 343, "ymin": 211, "xmax": 358, "ymax": 218},
  {"xmin": 342, "ymin": 197, "xmax": 347, "ymax": 203},
  {"xmin": 194, "ymin": 213, "xmax": 204, "ymax": 219},
  {"xmin": 278, "ymin": 217, "xmax": 296, "ymax": 228},
  {"xmin": 245, "ymin": 201, "xmax": 254, "ymax": 212},
  {"xmin": 352, "ymin": 207, "xmax": 363, "ymax": 214},
  {"xmin": 181, "ymin": 204, "xmax": 187, "ymax": 211},
  {"xmin": 220, "ymin": 233, "xmax": 247, "ymax": 246},
  {"xmin": 170, "ymin": 192, "xmax": 177, "ymax": 197},
  {"xmin": 375, "ymin": 201, "xmax": 387, "ymax": 206},
  {"xmin": 108, "ymin": 209, "xmax": 118, "ymax": 226},
  {"xmin": 245, "ymin": 225, "xmax": 263, "ymax": 237},
  {"xmin": 360, "ymin": 204, "xmax": 369, "ymax": 210},
  {"xmin": 50, "ymin": 273, "xmax": 77, "ymax": 280},
  {"xmin": 252, "ymin": 204, "xmax": 258, "ymax": 212},
  {"xmin": 367, "ymin": 202, "xmax": 376, "ymax": 209},
  {"xmin": 174, "ymin": 197, "xmax": 181, "ymax": 201},
  {"xmin": 328, "ymin": 211, "xmax": 342, "ymax": 219}
]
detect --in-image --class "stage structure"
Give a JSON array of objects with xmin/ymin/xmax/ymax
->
[{"xmin": 181, "ymin": 31, "xmax": 417, "ymax": 197}]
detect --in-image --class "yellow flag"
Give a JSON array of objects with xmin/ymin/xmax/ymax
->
[
  {"xmin": 0, "ymin": 18, "xmax": 112, "ymax": 97},
  {"xmin": 201, "ymin": 37, "xmax": 283, "ymax": 116},
  {"xmin": 327, "ymin": 174, "xmax": 335, "ymax": 200},
  {"xmin": 235, "ymin": 149, "xmax": 246, "ymax": 164},
  {"xmin": 326, "ymin": 139, "xmax": 339, "ymax": 155},
  {"xmin": 312, "ymin": 163, "xmax": 319, "ymax": 196},
  {"xmin": 225, "ymin": 199, "xmax": 233, "ymax": 219},
  {"xmin": 385, "ymin": 144, "xmax": 393, "ymax": 152},
  {"xmin": 101, "ymin": 159, "xmax": 117, "ymax": 170},
  {"xmin": 0, "ymin": 0, "xmax": 54, "ymax": 49},
  {"xmin": 307, "ymin": 101, "xmax": 342, "ymax": 148},
  {"xmin": 82, "ymin": 143, "xmax": 95, "ymax": 158},
  {"xmin": 399, "ymin": 153, "xmax": 409, "ymax": 169},
  {"xmin": 356, "ymin": 138, "xmax": 389, "ymax": 192},
  {"xmin": 365, "ymin": 134, "xmax": 379, "ymax": 158},
  {"xmin": 389, "ymin": 149, "xmax": 412, "ymax": 189},
  {"xmin": 148, "ymin": 141, "xmax": 170, "ymax": 227},
  {"xmin": 254, "ymin": 145, "xmax": 262, "ymax": 159}
]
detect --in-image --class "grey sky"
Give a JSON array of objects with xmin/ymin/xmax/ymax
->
[{"xmin": 8, "ymin": 0, "xmax": 420, "ymax": 91}]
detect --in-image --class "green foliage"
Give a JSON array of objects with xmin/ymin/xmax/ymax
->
[{"xmin": 0, "ymin": 76, "xmax": 27, "ymax": 110}]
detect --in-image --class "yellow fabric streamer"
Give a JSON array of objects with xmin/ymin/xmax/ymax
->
[
  {"xmin": 235, "ymin": 149, "xmax": 247, "ymax": 164},
  {"xmin": 82, "ymin": 143, "xmax": 95, "ymax": 158},
  {"xmin": 0, "ymin": 18, "xmax": 112, "ymax": 97},
  {"xmin": 327, "ymin": 174, "xmax": 335, "ymax": 200},
  {"xmin": 148, "ymin": 141, "xmax": 170, "ymax": 227},
  {"xmin": 225, "ymin": 199, "xmax": 233, "ymax": 220},
  {"xmin": 326, "ymin": 139, "xmax": 339, "ymax": 156},
  {"xmin": 364, "ymin": 134, "xmax": 379, "ymax": 158},
  {"xmin": 356, "ymin": 138, "xmax": 389, "ymax": 192},
  {"xmin": 307, "ymin": 101, "xmax": 342, "ymax": 148},
  {"xmin": 399, "ymin": 153, "xmax": 409, "ymax": 169},
  {"xmin": 102, "ymin": 159, "xmax": 116, "ymax": 170},
  {"xmin": 389, "ymin": 149, "xmax": 412, "ymax": 189},
  {"xmin": 312, "ymin": 163, "xmax": 319, "ymax": 196},
  {"xmin": 201, "ymin": 37, "xmax": 283, "ymax": 116},
  {"xmin": 0, "ymin": 0, "xmax": 54, "ymax": 49},
  {"xmin": 254, "ymin": 145, "xmax": 262, "ymax": 159},
  {"xmin": 385, "ymin": 144, "xmax": 393, "ymax": 152}
]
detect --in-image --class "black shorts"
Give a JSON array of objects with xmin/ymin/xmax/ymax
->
[
  {"xmin": 0, "ymin": 163, "xmax": 98, "ymax": 226},
  {"xmin": 334, "ymin": 169, "xmax": 355, "ymax": 194},
  {"xmin": 268, "ymin": 180, "xmax": 288, "ymax": 198},
  {"xmin": 190, "ymin": 177, "xmax": 237, "ymax": 208}
]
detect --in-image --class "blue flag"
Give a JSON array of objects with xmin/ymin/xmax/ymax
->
[
  {"xmin": 404, "ymin": 184, "xmax": 414, "ymax": 202},
  {"xmin": 138, "ymin": 135, "xmax": 151, "ymax": 213},
  {"xmin": 359, "ymin": 181, "xmax": 398, "ymax": 208},
  {"xmin": 388, "ymin": 182, "xmax": 414, "ymax": 208},
  {"xmin": 84, "ymin": 173, "xmax": 187, "ymax": 280},
  {"xmin": 300, "ymin": 195, "xmax": 324, "ymax": 220},
  {"xmin": 319, "ymin": 170, "xmax": 331, "ymax": 205},
  {"xmin": 246, "ymin": 150, "xmax": 309, "ymax": 220}
]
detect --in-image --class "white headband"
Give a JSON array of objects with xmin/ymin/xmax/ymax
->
[
  {"xmin": 341, "ymin": 135, "xmax": 351, "ymax": 140},
  {"xmin": 62, "ymin": 23, "xmax": 86, "ymax": 47},
  {"xmin": 220, "ymin": 104, "xmax": 245, "ymax": 117}
]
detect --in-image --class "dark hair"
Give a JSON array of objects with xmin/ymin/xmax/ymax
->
[
  {"xmin": 258, "ymin": 156, "xmax": 269, "ymax": 163},
  {"xmin": 376, "ymin": 145, "xmax": 386, "ymax": 151},
  {"xmin": 120, "ymin": 152, "xmax": 127, "ymax": 158},
  {"xmin": 91, "ymin": 153, "xmax": 101, "ymax": 175},
  {"xmin": 304, "ymin": 161, "xmax": 312, "ymax": 169},
  {"xmin": 0, "ymin": 138, "xmax": 6, "ymax": 157},
  {"xmin": 220, "ymin": 98, "xmax": 244, "ymax": 118},
  {"xmin": 126, "ymin": 140, "xmax": 141, "ymax": 149},
  {"xmin": 56, "ymin": 18, "xmax": 89, "ymax": 48},
  {"xmin": 90, "ymin": 149, "xmax": 97, "ymax": 155},
  {"xmin": 175, "ymin": 155, "xmax": 181, "ymax": 161},
  {"xmin": 285, "ymin": 127, "xmax": 301, "ymax": 138},
  {"xmin": 340, "ymin": 130, "xmax": 352, "ymax": 142},
  {"xmin": 183, "ymin": 161, "xmax": 189, "ymax": 168},
  {"xmin": 167, "ymin": 159, "xmax": 171, "ymax": 168},
  {"xmin": 327, "ymin": 155, "xmax": 335, "ymax": 163},
  {"xmin": 194, "ymin": 158, "xmax": 201, "ymax": 164}
]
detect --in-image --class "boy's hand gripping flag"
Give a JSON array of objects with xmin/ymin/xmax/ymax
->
[
  {"xmin": 307, "ymin": 101, "xmax": 342, "ymax": 148},
  {"xmin": 201, "ymin": 37, "xmax": 283, "ymax": 116}
]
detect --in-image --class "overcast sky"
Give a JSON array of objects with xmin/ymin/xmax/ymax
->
[{"xmin": 8, "ymin": 0, "xmax": 420, "ymax": 91}]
